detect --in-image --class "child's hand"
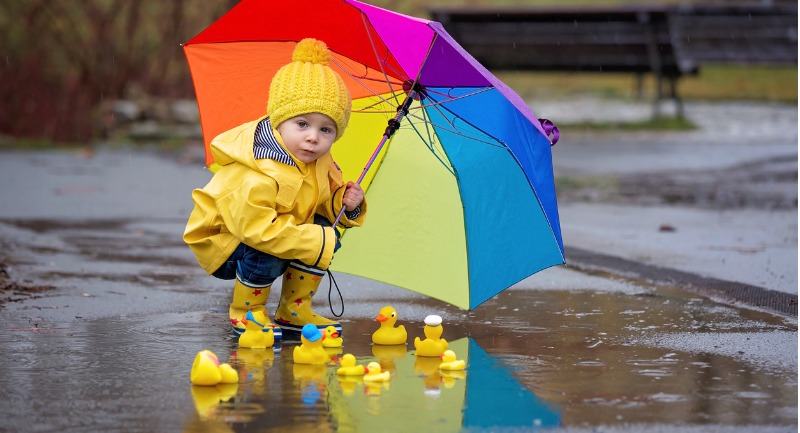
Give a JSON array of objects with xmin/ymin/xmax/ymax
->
[{"xmin": 343, "ymin": 181, "xmax": 364, "ymax": 212}]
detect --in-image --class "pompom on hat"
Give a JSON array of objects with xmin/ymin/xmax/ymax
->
[{"xmin": 267, "ymin": 38, "xmax": 351, "ymax": 140}]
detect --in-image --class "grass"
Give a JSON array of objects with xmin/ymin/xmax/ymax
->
[
  {"xmin": 0, "ymin": 136, "xmax": 82, "ymax": 150},
  {"xmin": 494, "ymin": 64, "xmax": 796, "ymax": 131},
  {"xmin": 563, "ymin": 116, "xmax": 698, "ymax": 132},
  {"xmin": 554, "ymin": 174, "xmax": 620, "ymax": 200},
  {"xmin": 679, "ymin": 65, "xmax": 797, "ymax": 103},
  {"xmin": 497, "ymin": 65, "xmax": 798, "ymax": 104}
]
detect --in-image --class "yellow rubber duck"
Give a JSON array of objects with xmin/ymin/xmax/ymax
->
[
  {"xmin": 238, "ymin": 311, "xmax": 275, "ymax": 349},
  {"xmin": 371, "ymin": 305, "xmax": 408, "ymax": 345},
  {"xmin": 322, "ymin": 325, "xmax": 343, "ymax": 348},
  {"xmin": 413, "ymin": 314, "xmax": 448, "ymax": 357},
  {"xmin": 190, "ymin": 350, "xmax": 239, "ymax": 386},
  {"xmin": 292, "ymin": 324, "xmax": 329, "ymax": 365},
  {"xmin": 336, "ymin": 353, "xmax": 367, "ymax": 376},
  {"xmin": 439, "ymin": 349, "xmax": 466, "ymax": 371},
  {"xmin": 362, "ymin": 361, "xmax": 391, "ymax": 382}
]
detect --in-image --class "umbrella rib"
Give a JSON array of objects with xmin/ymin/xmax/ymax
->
[
  {"xmin": 329, "ymin": 20, "xmax": 505, "ymax": 158},
  {"xmin": 352, "ymin": 88, "xmax": 493, "ymax": 114},
  {"xmin": 328, "ymin": 13, "xmax": 419, "ymax": 118},
  {"xmin": 328, "ymin": 54, "xmax": 405, "ymax": 90},
  {"xmin": 358, "ymin": 11, "xmax": 404, "ymax": 106},
  {"xmin": 406, "ymin": 102, "xmax": 507, "ymax": 150},
  {"xmin": 406, "ymin": 107, "xmax": 456, "ymax": 177},
  {"xmin": 418, "ymin": 103, "xmax": 439, "ymax": 154},
  {"xmin": 423, "ymin": 87, "xmax": 491, "ymax": 102},
  {"xmin": 329, "ymin": 56, "xmax": 400, "ymax": 112},
  {"xmin": 346, "ymin": 95, "xmax": 507, "ymax": 150}
]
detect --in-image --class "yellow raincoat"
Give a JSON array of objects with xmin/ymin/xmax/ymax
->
[{"xmin": 183, "ymin": 115, "xmax": 367, "ymax": 274}]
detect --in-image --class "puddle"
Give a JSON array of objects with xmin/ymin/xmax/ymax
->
[
  {"xmin": 0, "ymin": 285, "xmax": 795, "ymax": 432},
  {"xmin": 182, "ymin": 336, "xmax": 561, "ymax": 432}
]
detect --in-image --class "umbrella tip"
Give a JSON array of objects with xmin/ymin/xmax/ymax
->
[{"xmin": 402, "ymin": 80, "xmax": 426, "ymax": 100}]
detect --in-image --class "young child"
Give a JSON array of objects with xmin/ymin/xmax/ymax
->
[{"xmin": 183, "ymin": 39, "xmax": 366, "ymax": 340}]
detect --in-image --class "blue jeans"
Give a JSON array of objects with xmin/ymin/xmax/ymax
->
[{"xmin": 212, "ymin": 215, "xmax": 333, "ymax": 286}]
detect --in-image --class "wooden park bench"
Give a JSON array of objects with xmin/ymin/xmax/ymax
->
[{"xmin": 429, "ymin": 4, "xmax": 797, "ymax": 118}]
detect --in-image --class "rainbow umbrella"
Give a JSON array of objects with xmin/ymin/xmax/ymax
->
[{"xmin": 183, "ymin": 0, "xmax": 565, "ymax": 310}]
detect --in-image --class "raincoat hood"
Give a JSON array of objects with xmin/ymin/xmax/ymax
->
[{"xmin": 210, "ymin": 115, "xmax": 300, "ymax": 172}]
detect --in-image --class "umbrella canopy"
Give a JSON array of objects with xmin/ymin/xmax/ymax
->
[{"xmin": 184, "ymin": 0, "xmax": 565, "ymax": 310}]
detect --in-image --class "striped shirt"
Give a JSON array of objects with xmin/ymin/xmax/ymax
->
[{"xmin": 253, "ymin": 117, "xmax": 296, "ymax": 166}]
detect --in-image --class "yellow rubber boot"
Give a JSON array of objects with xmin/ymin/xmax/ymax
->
[
  {"xmin": 274, "ymin": 262, "xmax": 341, "ymax": 336},
  {"xmin": 229, "ymin": 279, "xmax": 282, "ymax": 340}
]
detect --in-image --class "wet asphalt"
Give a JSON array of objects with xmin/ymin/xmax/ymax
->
[{"xmin": 0, "ymin": 99, "xmax": 796, "ymax": 432}]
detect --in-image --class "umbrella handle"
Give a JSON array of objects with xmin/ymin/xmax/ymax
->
[{"xmin": 332, "ymin": 91, "xmax": 416, "ymax": 228}]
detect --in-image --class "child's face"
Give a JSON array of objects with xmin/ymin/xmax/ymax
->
[{"xmin": 276, "ymin": 113, "xmax": 337, "ymax": 164}]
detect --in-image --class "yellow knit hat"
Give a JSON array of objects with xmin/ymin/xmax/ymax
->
[{"xmin": 267, "ymin": 38, "xmax": 351, "ymax": 140}]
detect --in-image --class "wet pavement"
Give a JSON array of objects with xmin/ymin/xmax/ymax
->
[{"xmin": 0, "ymin": 99, "xmax": 796, "ymax": 432}]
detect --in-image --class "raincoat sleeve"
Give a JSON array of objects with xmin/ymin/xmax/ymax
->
[
  {"xmin": 218, "ymin": 175, "xmax": 338, "ymax": 270},
  {"xmin": 317, "ymin": 160, "xmax": 367, "ymax": 229}
]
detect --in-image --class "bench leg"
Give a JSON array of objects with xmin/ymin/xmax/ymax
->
[
  {"xmin": 651, "ymin": 72, "xmax": 664, "ymax": 118},
  {"xmin": 669, "ymin": 77, "xmax": 685, "ymax": 119}
]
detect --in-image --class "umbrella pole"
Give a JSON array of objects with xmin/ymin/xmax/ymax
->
[{"xmin": 332, "ymin": 91, "xmax": 417, "ymax": 227}]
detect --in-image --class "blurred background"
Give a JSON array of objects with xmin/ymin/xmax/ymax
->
[{"xmin": 0, "ymin": 0, "xmax": 795, "ymax": 150}]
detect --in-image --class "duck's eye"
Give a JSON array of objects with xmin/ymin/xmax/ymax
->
[{"xmin": 391, "ymin": 312, "xmax": 396, "ymax": 317}]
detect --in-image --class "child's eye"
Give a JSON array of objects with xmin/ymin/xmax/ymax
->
[
  {"xmin": 321, "ymin": 127, "xmax": 334, "ymax": 134},
  {"xmin": 297, "ymin": 120, "xmax": 308, "ymax": 127}
]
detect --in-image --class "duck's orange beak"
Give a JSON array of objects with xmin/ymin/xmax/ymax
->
[
  {"xmin": 331, "ymin": 331, "xmax": 340, "ymax": 338},
  {"xmin": 375, "ymin": 314, "xmax": 388, "ymax": 322},
  {"xmin": 363, "ymin": 366, "xmax": 370, "ymax": 374}
]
